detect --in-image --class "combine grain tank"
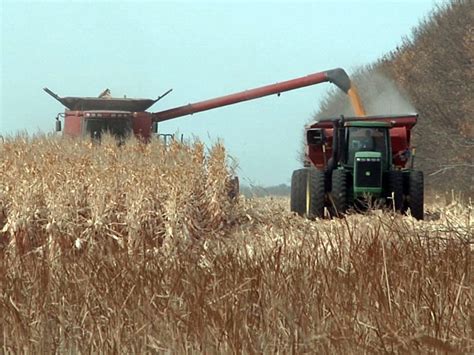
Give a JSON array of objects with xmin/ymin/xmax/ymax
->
[{"xmin": 44, "ymin": 88, "xmax": 170, "ymax": 140}]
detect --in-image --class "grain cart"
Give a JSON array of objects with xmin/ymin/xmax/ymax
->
[{"xmin": 291, "ymin": 114, "xmax": 424, "ymax": 220}]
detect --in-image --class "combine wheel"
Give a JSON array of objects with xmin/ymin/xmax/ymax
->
[
  {"xmin": 330, "ymin": 169, "xmax": 349, "ymax": 217},
  {"xmin": 385, "ymin": 170, "xmax": 404, "ymax": 212},
  {"xmin": 407, "ymin": 170, "xmax": 424, "ymax": 220},
  {"xmin": 290, "ymin": 168, "xmax": 325, "ymax": 218}
]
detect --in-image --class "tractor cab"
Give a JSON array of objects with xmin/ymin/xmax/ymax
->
[
  {"xmin": 344, "ymin": 122, "xmax": 391, "ymax": 168},
  {"xmin": 340, "ymin": 121, "xmax": 392, "ymax": 197}
]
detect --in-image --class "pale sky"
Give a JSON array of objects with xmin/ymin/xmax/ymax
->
[{"xmin": 1, "ymin": 0, "xmax": 438, "ymax": 185}]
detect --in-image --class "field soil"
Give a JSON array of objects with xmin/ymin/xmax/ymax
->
[{"xmin": 0, "ymin": 138, "xmax": 472, "ymax": 353}]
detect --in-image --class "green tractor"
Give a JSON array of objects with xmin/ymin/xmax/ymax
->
[{"xmin": 291, "ymin": 114, "xmax": 424, "ymax": 220}]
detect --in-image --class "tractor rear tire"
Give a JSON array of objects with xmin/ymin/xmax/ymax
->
[
  {"xmin": 408, "ymin": 170, "xmax": 424, "ymax": 220},
  {"xmin": 290, "ymin": 168, "xmax": 325, "ymax": 218},
  {"xmin": 386, "ymin": 170, "xmax": 404, "ymax": 212},
  {"xmin": 330, "ymin": 169, "xmax": 349, "ymax": 217}
]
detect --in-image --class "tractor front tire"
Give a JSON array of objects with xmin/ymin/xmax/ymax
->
[
  {"xmin": 291, "ymin": 169, "xmax": 307, "ymax": 215},
  {"xmin": 290, "ymin": 168, "xmax": 325, "ymax": 218},
  {"xmin": 386, "ymin": 170, "xmax": 404, "ymax": 213},
  {"xmin": 408, "ymin": 170, "xmax": 424, "ymax": 220},
  {"xmin": 330, "ymin": 169, "xmax": 349, "ymax": 217}
]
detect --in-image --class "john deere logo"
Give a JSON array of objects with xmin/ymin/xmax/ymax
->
[{"xmin": 365, "ymin": 171, "xmax": 371, "ymax": 176}]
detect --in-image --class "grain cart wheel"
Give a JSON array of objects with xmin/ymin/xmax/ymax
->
[
  {"xmin": 290, "ymin": 168, "xmax": 325, "ymax": 218},
  {"xmin": 330, "ymin": 169, "xmax": 349, "ymax": 217},
  {"xmin": 407, "ymin": 170, "xmax": 424, "ymax": 220},
  {"xmin": 386, "ymin": 170, "xmax": 404, "ymax": 212}
]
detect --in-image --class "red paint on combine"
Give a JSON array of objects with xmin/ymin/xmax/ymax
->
[
  {"xmin": 152, "ymin": 71, "xmax": 332, "ymax": 122},
  {"xmin": 64, "ymin": 111, "xmax": 83, "ymax": 137},
  {"xmin": 132, "ymin": 112, "xmax": 153, "ymax": 140}
]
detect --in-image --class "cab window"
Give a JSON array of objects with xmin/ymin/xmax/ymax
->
[{"xmin": 346, "ymin": 127, "xmax": 388, "ymax": 165}]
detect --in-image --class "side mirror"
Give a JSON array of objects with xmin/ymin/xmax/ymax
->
[
  {"xmin": 306, "ymin": 128, "xmax": 325, "ymax": 145},
  {"xmin": 55, "ymin": 118, "xmax": 62, "ymax": 132}
]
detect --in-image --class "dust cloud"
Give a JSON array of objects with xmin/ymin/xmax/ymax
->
[
  {"xmin": 315, "ymin": 72, "xmax": 416, "ymax": 119},
  {"xmin": 359, "ymin": 73, "xmax": 416, "ymax": 115}
]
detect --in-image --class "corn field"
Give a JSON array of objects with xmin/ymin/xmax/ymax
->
[{"xmin": 0, "ymin": 137, "xmax": 472, "ymax": 353}]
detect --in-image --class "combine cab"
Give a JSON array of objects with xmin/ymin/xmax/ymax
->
[{"xmin": 291, "ymin": 114, "xmax": 424, "ymax": 220}]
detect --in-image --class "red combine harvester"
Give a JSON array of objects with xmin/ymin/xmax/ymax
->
[
  {"xmin": 45, "ymin": 67, "xmax": 423, "ymax": 219},
  {"xmin": 44, "ymin": 68, "xmax": 353, "ymax": 139}
]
